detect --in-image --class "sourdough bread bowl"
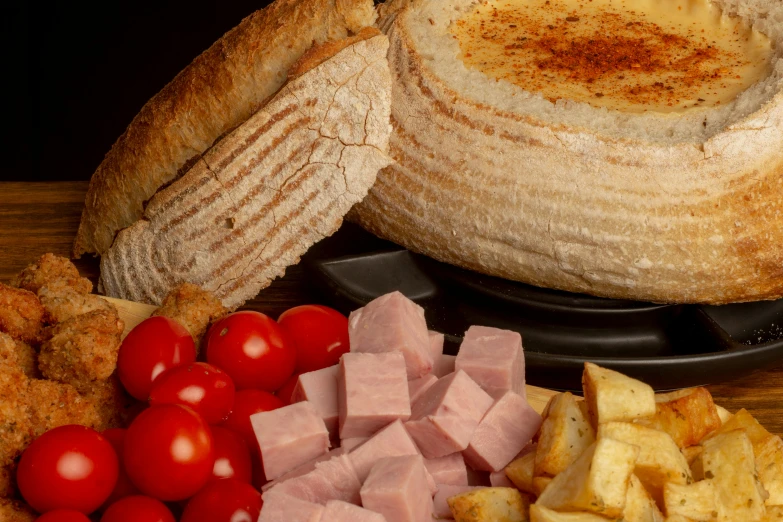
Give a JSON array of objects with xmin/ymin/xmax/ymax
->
[{"xmin": 351, "ymin": 0, "xmax": 783, "ymax": 304}]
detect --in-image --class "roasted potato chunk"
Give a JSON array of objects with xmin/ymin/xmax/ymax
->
[
  {"xmin": 582, "ymin": 363, "xmax": 655, "ymax": 428},
  {"xmin": 636, "ymin": 388, "xmax": 721, "ymax": 449},
  {"xmin": 506, "ymin": 446, "xmax": 536, "ymax": 495},
  {"xmin": 536, "ymin": 392, "xmax": 595, "ymax": 477},
  {"xmin": 529, "ymin": 504, "xmax": 612, "ymax": 521},
  {"xmin": 448, "ymin": 487, "xmax": 530, "ymax": 522},
  {"xmin": 625, "ymin": 474, "xmax": 665, "ymax": 522},
  {"xmin": 663, "ymin": 480, "xmax": 717, "ymax": 521}
]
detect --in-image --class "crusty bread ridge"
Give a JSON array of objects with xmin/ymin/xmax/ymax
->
[
  {"xmin": 351, "ymin": 0, "xmax": 783, "ymax": 304},
  {"xmin": 73, "ymin": 0, "xmax": 377, "ymax": 258},
  {"xmin": 100, "ymin": 34, "xmax": 393, "ymax": 308}
]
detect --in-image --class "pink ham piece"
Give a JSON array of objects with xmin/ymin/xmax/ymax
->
[
  {"xmin": 258, "ymin": 491, "xmax": 324, "ymax": 522},
  {"xmin": 404, "ymin": 370, "xmax": 494, "ymax": 458},
  {"xmin": 360, "ymin": 455, "xmax": 434, "ymax": 522},
  {"xmin": 462, "ymin": 390, "xmax": 542, "ymax": 472},
  {"xmin": 490, "ymin": 469, "xmax": 515, "ymax": 488},
  {"xmin": 456, "ymin": 326, "xmax": 525, "ymax": 397},
  {"xmin": 341, "ymin": 437, "xmax": 368, "ymax": 452},
  {"xmin": 321, "ymin": 500, "xmax": 388, "ymax": 522},
  {"xmin": 261, "ymin": 447, "xmax": 345, "ymax": 492},
  {"xmin": 269, "ymin": 454, "xmax": 361, "ymax": 505},
  {"xmin": 408, "ymin": 374, "xmax": 438, "ymax": 405},
  {"xmin": 432, "ymin": 354, "xmax": 457, "ymax": 378},
  {"xmin": 429, "ymin": 331, "xmax": 445, "ymax": 359},
  {"xmin": 424, "ymin": 453, "xmax": 468, "ymax": 486},
  {"xmin": 432, "ymin": 485, "xmax": 481, "ymax": 519},
  {"xmin": 348, "ymin": 291, "xmax": 433, "ymax": 379},
  {"xmin": 347, "ymin": 419, "xmax": 419, "ymax": 482},
  {"xmin": 338, "ymin": 352, "xmax": 411, "ymax": 439},
  {"xmin": 291, "ymin": 365, "xmax": 340, "ymax": 440},
  {"xmin": 252, "ymin": 401, "xmax": 330, "ymax": 480}
]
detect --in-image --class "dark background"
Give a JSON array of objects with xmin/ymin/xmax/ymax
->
[{"xmin": 3, "ymin": 1, "xmax": 274, "ymax": 182}]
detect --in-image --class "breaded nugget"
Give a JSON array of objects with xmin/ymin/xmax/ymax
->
[
  {"xmin": 13, "ymin": 253, "xmax": 92, "ymax": 295},
  {"xmin": 38, "ymin": 285, "xmax": 117, "ymax": 325},
  {"xmin": 0, "ymin": 498, "xmax": 36, "ymax": 521},
  {"xmin": 80, "ymin": 374, "xmax": 144, "ymax": 431},
  {"xmin": 0, "ymin": 368, "xmax": 31, "ymax": 498},
  {"xmin": 0, "ymin": 332, "xmax": 38, "ymax": 379},
  {"xmin": 26, "ymin": 379, "xmax": 103, "ymax": 438},
  {"xmin": 38, "ymin": 310, "xmax": 124, "ymax": 388},
  {"xmin": 0, "ymin": 284, "xmax": 45, "ymax": 345},
  {"xmin": 152, "ymin": 282, "xmax": 227, "ymax": 345}
]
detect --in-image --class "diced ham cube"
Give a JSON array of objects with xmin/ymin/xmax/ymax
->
[
  {"xmin": 261, "ymin": 447, "xmax": 345, "ymax": 492},
  {"xmin": 322, "ymin": 500, "xmax": 388, "ymax": 522},
  {"xmin": 429, "ymin": 331, "xmax": 445, "ymax": 359},
  {"xmin": 408, "ymin": 374, "xmax": 438, "ymax": 405},
  {"xmin": 291, "ymin": 365, "xmax": 340, "ymax": 439},
  {"xmin": 360, "ymin": 455, "xmax": 434, "ymax": 522},
  {"xmin": 432, "ymin": 485, "xmax": 481, "ymax": 519},
  {"xmin": 341, "ymin": 437, "xmax": 368, "ymax": 452},
  {"xmin": 424, "ymin": 453, "xmax": 468, "ymax": 486},
  {"xmin": 404, "ymin": 371, "xmax": 494, "ymax": 458},
  {"xmin": 259, "ymin": 490, "xmax": 324, "ymax": 522},
  {"xmin": 347, "ymin": 420, "xmax": 419, "ymax": 482},
  {"xmin": 339, "ymin": 352, "xmax": 411, "ymax": 439},
  {"xmin": 252, "ymin": 401, "xmax": 330, "ymax": 480},
  {"xmin": 489, "ymin": 469, "xmax": 515, "ymax": 488},
  {"xmin": 462, "ymin": 390, "xmax": 542, "ymax": 472},
  {"xmin": 348, "ymin": 291, "xmax": 432, "ymax": 379},
  {"xmin": 455, "ymin": 326, "xmax": 525, "ymax": 396},
  {"xmin": 432, "ymin": 354, "xmax": 456, "ymax": 378},
  {"xmin": 269, "ymin": 454, "xmax": 361, "ymax": 505}
]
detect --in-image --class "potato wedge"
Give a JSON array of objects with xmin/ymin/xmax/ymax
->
[
  {"xmin": 701, "ymin": 429, "xmax": 767, "ymax": 521},
  {"xmin": 663, "ymin": 480, "xmax": 717, "ymax": 521},
  {"xmin": 536, "ymin": 438, "xmax": 639, "ymax": 518},
  {"xmin": 625, "ymin": 474, "xmax": 665, "ymax": 522},
  {"xmin": 681, "ymin": 447, "xmax": 703, "ymax": 468},
  {"xmin": 529, "ymin": 504, "xmax": 614, "ymax": 521},
  {"xmin": 598, "ymin": 422, "xmax": 692, "ymax": 497},
  {"xmin": 533, "ymin": 476, "xmax": 554, "ymax": 497},
  {"xmin": 763, "ymin": 505, "xmax": 783, "ymax": 521},
  {"xmin": 714, "ymin": 406, "xmax": 731, "ymax": 425},
  {"xmin": 704, "ymin": 409, "xmax": 783, "ymax": 505},
  {"xmin": 448, "ymin": 487, "xmax": 530, "ymax": 522},
  {"xmin": 507, "ymin": 449, "xmax": 536, "ymax": 495},
  {"xmin": 582, "ymin": 363, "xmax": 655, "ymax": 428},
  {"xmin": 636, "ymin": 388, "xmax": 721, "ymax": 449},
  {"xmin": 536, "ymin": 392, "xmax": 596, "ymax": 477},
  {"xmin": 665, "ymin": 516, "xmax": 697, "ymax": 522}
]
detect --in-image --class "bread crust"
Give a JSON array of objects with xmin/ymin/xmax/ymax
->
[
  {"xmin": 351, "ymin": 0, "xmax": 783, "ymax": 304},
  {"xmin": 74, "ymin": 0, "xmax": 376, "ymax": 258}
]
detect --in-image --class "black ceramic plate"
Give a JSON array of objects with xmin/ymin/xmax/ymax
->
[{"xmin": 302, "ymin": 224, "xmax": 783, "ymax": 391}]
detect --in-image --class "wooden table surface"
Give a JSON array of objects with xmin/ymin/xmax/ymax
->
[{"xmin": 2, "ymin": 181, "xmax": 783, "ymax": 436}]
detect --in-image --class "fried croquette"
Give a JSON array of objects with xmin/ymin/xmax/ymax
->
[
  {"xmin": 0, "ymin": 284, "xmax": 45, "ymax": 345},
  {"xmin": 0, "ymin": 333, "xmax": 38, "ymax": 379},
  {"xmin": 26, "ymin": 379, "xmax": 103, "ymax": 438},
  {"xmin": 80, "ymin": 374, "xmax": 145, "ymax": 430},
  {"xmin": 38, "ymin": 310, "xmax": 124, "ymax": 388},
  {"xmin": 0, "ymin": 498, "xmax": 36, "ymax": 521},
  {"xmin": 38, "ymin": 285, "xmax": 117, "ymax": 325},
  {"xmin": 12, "ymin": 253, "xmax": 92, "ymax": 295},
  {"xmin": 0, "ymin": 368, "xmax": 31, "ymax": 498},
  {"xmin": 152, "ymin": 282, "xmax": 228, "ymax": 345}
]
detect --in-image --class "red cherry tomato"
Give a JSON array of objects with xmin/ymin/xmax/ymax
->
[
  {"xmin": 275, "ymin": 372, "xmax": 300, "ymax": 405},
  {"xmin": 220, "ymin": 389, "xmax": 284, "ymax": 455},
  {"xmin": 149, "ymin": 362, "xmax": 235, "ymax": 424},
  {"xmin": 278, "ymin": 304, "xmax": 349, "ymax": 373},
  {"xmin": 36, "ymin": 510, "xmax": 91, "ymax": 522},
  {"xmin": 206, "ymin": 311, "xmax": 296, "ymax": 392},
  {"xmin": 17, "ymin": 425, "xmax": 118, "ymax": 514},
  {"xmin": 100, "ymin": 429, "xmax": 140, "ymax": 509},
  {"xmin": 124, "ymin": 404, "xmax": 214, "ymax": 501},
  {"xmin": 118, "ymin": 316, "xmax": 196, "ymax": 400},
  {"xmin": 209, "ymin": 426, "xmax": 252, "ymax": 484},
  {"xmin": 99, "ymin": 495, "xmax": 175, "ymax": 522},
  {"xmin": 180, "ymin": 479, "xmax": 262, "ymax": 522}
]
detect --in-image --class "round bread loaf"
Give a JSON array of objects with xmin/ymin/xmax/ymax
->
[{"xmin": 352, "ymin": 0, "xmax": 783, "ymax": 304}]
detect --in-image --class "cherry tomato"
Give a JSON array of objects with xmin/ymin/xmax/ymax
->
[
  {"xmin": 124, "ymin": 404, "xmax": 214, "ymax": 501},
  {"xmin": 99, "ymin": 495, "xmax": 175, "ymax": 522},
  {"xmin": 17, "ymin": 425, "xmax": 118, "ymax": 514},
  {"xmin": 278, "ymin": 304, "xmax": 349, "ymax": 373},
  {"xmin": 36, "ymin": 510, "xmax": 91, "ymax": 522},
  {"xmin": 220, "ymin": 389, "xmax": 284, "ymax": 455},
  {"xmin": 206, "ymin": 311, "xmax": 296, "ymax": 392},
  {"xmin": 209, "ymin": 426, "xmax": 252, "ymax": 484},
  {"xmin": 100, "ymin": 429, "xmax": 140, "ymax": 509},
  {"xmin": 149, "ymin": 362, "xmax": 235, "ymax": 424},
  {"xmin": 275, "ymin": 372, "xmax": 300, "ymax": 405},
  {"xmin": 180, "ymin": 479, "xmax": 262, "ymax": 522},
  {"xmin": 118, "ymin": 316, "xmax": 196, "ymax": 400}
]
